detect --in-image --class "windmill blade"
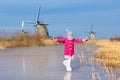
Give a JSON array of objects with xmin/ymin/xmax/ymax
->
[
  {"xmin": 25, "ymin": 21, "xmax": 36, "ymax": 24},
  {"xmin": 33, "ymin": 24, "xmax": 37, "ymax": 27},
  {"xmin": 36, "ymin": 5, "xmax": 41, "ymax": 23},
  {"xmin": 91, "ymin": 24, "xmax": 94, "ymax": 31},
  {"xmin": 84, "ymin": 32, "xmax": 90, "ymax": 34},
  {"xmin": 90, "ymin": 24, "xmax": 96, "ymax": 34}
]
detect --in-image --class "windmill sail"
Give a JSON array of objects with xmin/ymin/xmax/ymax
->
[{"xmin": 36, "ymin": 5, "xmax": 41, "ymax": 23}]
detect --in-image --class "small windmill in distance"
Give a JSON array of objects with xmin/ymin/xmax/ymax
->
[
  {"xmin": 21, "ymin": 20, "xmax": 29, "ymax": 37},
  {"xmin": 25, "ymin": 5, "xmax": 49, "ymax": 39},
  {"xmin": 88, "ymin": 24, "xmax": 96, "ymax": 44},
  {"xmin": 89, "ymin": 24, "xmax": 96, "ymax": 40}
]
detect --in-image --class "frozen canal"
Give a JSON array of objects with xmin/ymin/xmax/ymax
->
[{"xmin": 0, "ymin": 44, "xmax": 106, "ymax": 80}]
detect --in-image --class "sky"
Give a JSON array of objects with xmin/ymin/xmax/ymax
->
[{"xmin": 0, "ymin": 0, "xmax": 120, "ymax": 38}]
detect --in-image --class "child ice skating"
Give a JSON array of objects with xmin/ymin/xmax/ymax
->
[{"xmin": 52, "ymin": 31, "xmax": 87, "ymax": 71}]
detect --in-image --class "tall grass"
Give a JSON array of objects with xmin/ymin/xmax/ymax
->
[
  {"xmin": 0, "ymin": 32, "xmax": 56, "ymax": 49},
  {"xmin": 93, "ymin": 39, "xmax": 120, "ymax": 80},
  {"xmin": 94, "ymin": 40, "xmax": 120, "ymax": 68}
]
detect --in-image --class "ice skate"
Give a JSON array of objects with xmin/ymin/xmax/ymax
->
[{"xmin": 66, "ymin": 66, "xmax": 72, "ymax": 72}]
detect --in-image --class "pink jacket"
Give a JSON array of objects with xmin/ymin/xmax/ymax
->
[{"xmin": 57, "ymin": 37, "xmax": 83, "ymax": 56}]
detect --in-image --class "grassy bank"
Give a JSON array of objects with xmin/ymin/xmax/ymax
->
[
  {"xmin": 0, "ymin": 33, "xmax": 56, "ymax": 49},
  {"xmin": 94, "ymin": 39, "xmax": 120, "ymax": 68}
]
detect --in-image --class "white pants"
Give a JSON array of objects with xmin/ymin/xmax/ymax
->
[
  {"xmin": 63, "ymin": 57, "xmax": 72, "ymax": 71},
  {"xmin": 63, "ymin": 55, "xmax": 75, "ymax": 71},
  {"xmin": 64, "ymin": 58, "xmax": 71, "ymax": 67},
  {"xmin": 64, "ymin": 55, "xmax": 74, "ymax": 60},
  {"xmin": 63, "ymin": 55, "xmax": 74, "ymax": 67}
]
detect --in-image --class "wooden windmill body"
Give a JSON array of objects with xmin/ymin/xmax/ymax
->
[
  {"xmin": 36, "ymin": 23, "xmax": 49, "ymax": 38},
  {"xmin": 89, "ymin": 31, "xmax": 95, "ymax": 40}
]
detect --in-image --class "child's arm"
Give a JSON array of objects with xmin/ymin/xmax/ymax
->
[
  {"xmin": 51, "ymin": 38, "xmax": 66, "ymax": 43},
  {"xmin": 56, "ymin": 38, "xmax": 66, "ymax": 43},
  {"xmin": 74, "ymin": 38, "xmax": 88, "ymax": 43},
  {"xmin": 74, "ymin": 39, "xmax": 83, "ymax": 43}
]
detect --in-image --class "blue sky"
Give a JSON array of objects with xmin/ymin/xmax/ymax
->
[{"xmin": 0, "ymin": 0, "xmax": 120, "ymax": 38}]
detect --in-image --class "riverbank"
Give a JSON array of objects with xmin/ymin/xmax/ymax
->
[{"xmin": 0, "ymin": 34, "xmax": 57, "ymax": 49}]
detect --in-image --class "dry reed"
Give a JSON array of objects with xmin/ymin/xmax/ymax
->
[
  {"xmin": 0, "ymin": 32, "xmax": 56, "ymax": 49},
  {"xmin": 94, "ymin": 39, "xmax": 120, "ymax": 68}
]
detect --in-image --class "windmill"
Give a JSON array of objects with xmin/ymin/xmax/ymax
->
[
  {"xmin": 21, "ymin": 20, "xmax": 24, "ymax": 33},
  {"xmin": 21, "ymin": 20, "xmax": 28, "ymax": 37},
  {"xmin": 25, "ymin": 5, "xmax": 49, "ymax": 39},
  {"xmin": 88, "ymin": 25, "xmax": 96, "ymax": 44},
  {"xmin": 89, "ymin": 24, "xmax": 96, "ymax": 40}
]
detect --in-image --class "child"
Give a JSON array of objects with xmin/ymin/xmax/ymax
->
[{"xmin": 52, "ymin": 31, "xmax": 87, "ymax": 71}]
